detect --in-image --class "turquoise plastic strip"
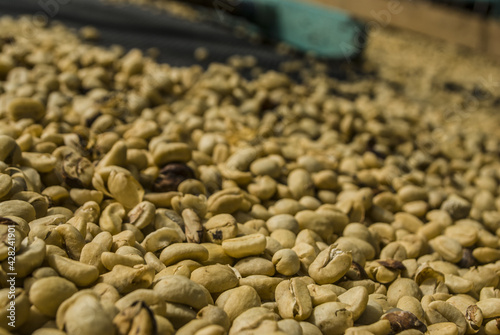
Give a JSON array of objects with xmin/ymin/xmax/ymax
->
[{"xmin": 250, "ymin": 0, "xmax": 365, "ymax": 59}]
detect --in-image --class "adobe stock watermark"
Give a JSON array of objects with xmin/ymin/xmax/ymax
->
[
  {"xmin": 341, "ymin": 0, "xmax": 413, "ymax": 62},
  {"xmin": 20, "ymin": 0, "xmax": 71, "ymax": 40},
  {"xmin": 443, "ymin": 74, "xmax": 500, "ymax": 122},
  {"xmin": 212, "ymin": 0, "xmax": 242, "ymax": 23},
  {"xmin": 5, "ymin": 224, "xmax": 17, "ymax": 329},
  {"xmin": 420, "ymin": 74, "xmax": 499, "ymax": 156}
]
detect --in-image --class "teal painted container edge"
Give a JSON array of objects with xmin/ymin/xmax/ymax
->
[{"xmin": 249, "ymin": 0, "xmax": 365, "ymax": 59}]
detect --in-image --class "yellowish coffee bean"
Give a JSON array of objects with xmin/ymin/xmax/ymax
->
[
  {"xmin": 270, "ymin": 229, "xmax": 296, "ymax": 249},
  {"xmin": 80, "ymin": 240, "xmax": 109, "ymax": 274},
  {"xmin": 204, "ymin": 213, "xmax": 238, "ymax": 244},
  {"xmin": 0, "ymin": 174, "xmax": 13, "ymax": 199},
  {"xmin": 307, "ymin": 301, "xmax": 353, "ymax": 335},
  {"xmin": 426, "ymin": 322, "xmax": 459, "ymax": 335},
  {"xmin": 111, "ymin": 230, "xmax": 136, "ymax": 251},
  {"xmin": 312, "ymin": 170, "xmax": 338, "ymax": 190},
  {"xmin": 480, "ymin": 287, "xmax": 500, "ymax": 300},
  {"xmin": 156, "ymin": 262, "xmax": 192, "ymax": 278},
  {"xmin": 426, "ymin": 210, "xmax": 452, "ymax": 227},
  {"xmin": 477, "ymin": 298, "xmax": 500, "ymax": 319},
  {"xmin": 288, "ymin": 168, "xmax": 315, "ymax": 200},
  {"xmin": 99, "ymin": 264, "xmax": 155, "ymax": 294},
  {"xmin": 397, "ymin": 185, "xmax": 427, "ymax": 203},
  {"xmin": 21, "ymin": 152, "xmax": 57, "ymax": 173},
  {"xmin": 429, "ymin": 235, "xmax": 463, "ymax": 263},
  {"xmin": 92, "ymin": 282, "xmax": 120, "ymax": 305},
  {"xmin": 463, "ymin": 267, "xmax": 499, "ymax": 293},
  {"xmin": 199, "ymin": 242, "xmax": 234, "ymax": 266},
  {"xmin": 464, "ymin": 304, "xmax": 483, "ymax": 333},
  {"xmin": 101, "ymin": 251, "xmax": 144, "ymax": 270},
  {"xmin": 0, "ymin": 200, "xmax": 36, "ymax": 223},
  {"xmin": 115, "ymin": 289, "xmax": 166, "ymax": 316},
  {"xmin": 219, "ymin": 165, "xmax": 253, "ymax": 186},
  {"xmin": 54, "ymin": 223, "xmax": 85, "ymax": 260},
  {"xmin": 239, "ymin": 275, "xmax": 284, "ymax": 301},
  {"xmin": 396, "ymin": 296, "xmax": 426, "ymax": 325},
  {"xmin": 428, "ymin": 300, "xmax": 467, "ymax": 335},
  {"xmin": 387, "ymin": 278, "xmax": 422, "ymax": 307},
  {"xmin": 153, "ymin": 142, "xmax": 192, "ymax": 166},
  {"xmin": 275, "ymin": 278, "xmax": 312, "ymax": 321},
  {"xmin": 276, "ymin": 318, "xmax": 302, "ymax": 335},
  {"xmin": 441, "ymin": 194, "xmax": 471, "ymax": 220},
  {"xmin": 444, "ymin": 225, "xmax": 478, "ymax": 247},
  {"xmin": 444, "ymin": 273, "xmax": 473, "ymax": 294},
  {"xmin": 222, "ymin": 234, "xmax": 267, "ymax": 259},
  {"xmin": 338, "ymin": 286, "xmax": 369, "ymax": 321},
  {"xmin": 151, "ymin": 315, "xmax": 174, "ymax": 335},
  {"xmin": 154, "ymin": 208, "xmax": 186, "ymax": 235},
  {"xmin": 215, "ymin": 285, "xmax": 261, "ymax": 322},
  {"xmin": 56, "ymin": 290, "xmax": 114, "ymax": 335},
  {"xmin": 235, "ymin": 257, "xmax": 275, "ymax": 277},
  {"xmin": 401, "ymin": 200, "xmax": 429, "ymax": 217},
  {"xmin": 207, "ymin": 188, "xmax": 246, "ymax": 215},
  {"xmin": 8, "ymin": 97, "xmax": 46, "ymax": 121},
  {"xmin": 159, "ymin": 243, "xmax": 209, "ymax": 266},
  {"xmin": 177, "ymin": 319, "xmax": 227, "ymax": 335},
  {"xmin": 48, "ymin": 254, "xmax": 99, "ymax": 287},
  {"xmin": 307, "ymin": 284, "xmax": 339, "ymax": 307},
  {"xmin": 29, "ymin": 277, "xmax": 78, "ymax": 317},
  {"xmin": 190, "ymin": 264, "xmax": 239, "ymax": 293},
  {"xmin": 272, "ymin": 248, "xmax": 300, "ymax": 276},
  {"xmin": 229, "ymin": 307, "xmax": 279, "ymax": 335},
  {"xmin": 365, "ymin": 260, "xmax": 402, "ymax": 284},
  {"xmin": 294, "ymin": 321, "xmax": 322, "ymax": 335},
  {"xmin": 393, "ymin": 203, "xmax": 423, "ymax": 227},
  {"xmin": 295, "ymin": 210, "xmax": 336, "ymax": 237},
  {"xmin": 308, "ymin": 245, "xmax": 352, "ymax": 285},
  {"xmin": 113, "ymin": 300, "xmax": 157, "ymax": 335},
  {"xmin": 142, "ymin": 227, "xmax": 183, "ymax": 254},
  {"xmin": 225, "ymin": 147, "xmax": 258, "ymax": 172},
  {"xmin": 250, "ymin": 157, "xmax": 281, "ymax": 178},
  {"xmin": 292, "ymin": 242, "xmax": 318, "ymax": 272},
  {"xmin": 472, "ymin": 247, "xmax": 500, "ymax": 263},
  {"xmin": 69, "ymin": 189, "xmax": 103, "ymax": 206},
  {"xmin": 60, "ymin": 153, "xmax": 95, "ymax": 189},
  {"xmin": 179, "ymin": 208, "xmax": 203, "ymax": 244},
  {"xmin": 248, "ymin": 175, "xmax": 277, "ymax": 201},
  {"xmin": 266, "ymin": 214, "xmax": 299, "ymax": 234},
  {"xmin": 99, "ymin": 202, "xmax": 125, "ymax": 235},
  {"xmin": 164, "ymin": 301, "xmax": 198, "ymax": 329},
  {"xmin": 107, "ymin": 169, "xmax": 144, "ymax": 209},
  {"xmin": 483, "ymin": 318, "xmax": 500, "ymax": 335},
  {"xmin": 335, "ymin": 236, "xmax": 376, "ymax": 263},
  {"xmin": 0, "ymin": 135, "xmax": 22, "ymax": 165},
  {"xmin": 477, "ymin": 229, "xmax": 499, "ymax": 248},
  {"xmin": 154, "ymin": 274, "xmax": 211, "ymax": 310},
  {"xmin": 269, "ymin": 198, "xmax": 305, "ymax": 216},
  {"xmin": 127, "ymin": 201, "xmax": 155, "ymax": 229},
  {"xmin": 417, "ymin": 221, "xmax": 444, "ymax": 241},
  {"xmin": 345, "ymin": 319, "xmax": 392, "ymax": 335},
  {"xmin": 143, "ymin": 191, "xmax": 180, "ymax": 208}
]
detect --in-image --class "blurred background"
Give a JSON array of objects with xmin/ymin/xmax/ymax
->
[
  {"xmin": 1, "ymin": 0, "xmax": 500, "ymax": 113},
  {"xmin": 2, "ymin": 0, "xmax": 499, "ymax": 65}
]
